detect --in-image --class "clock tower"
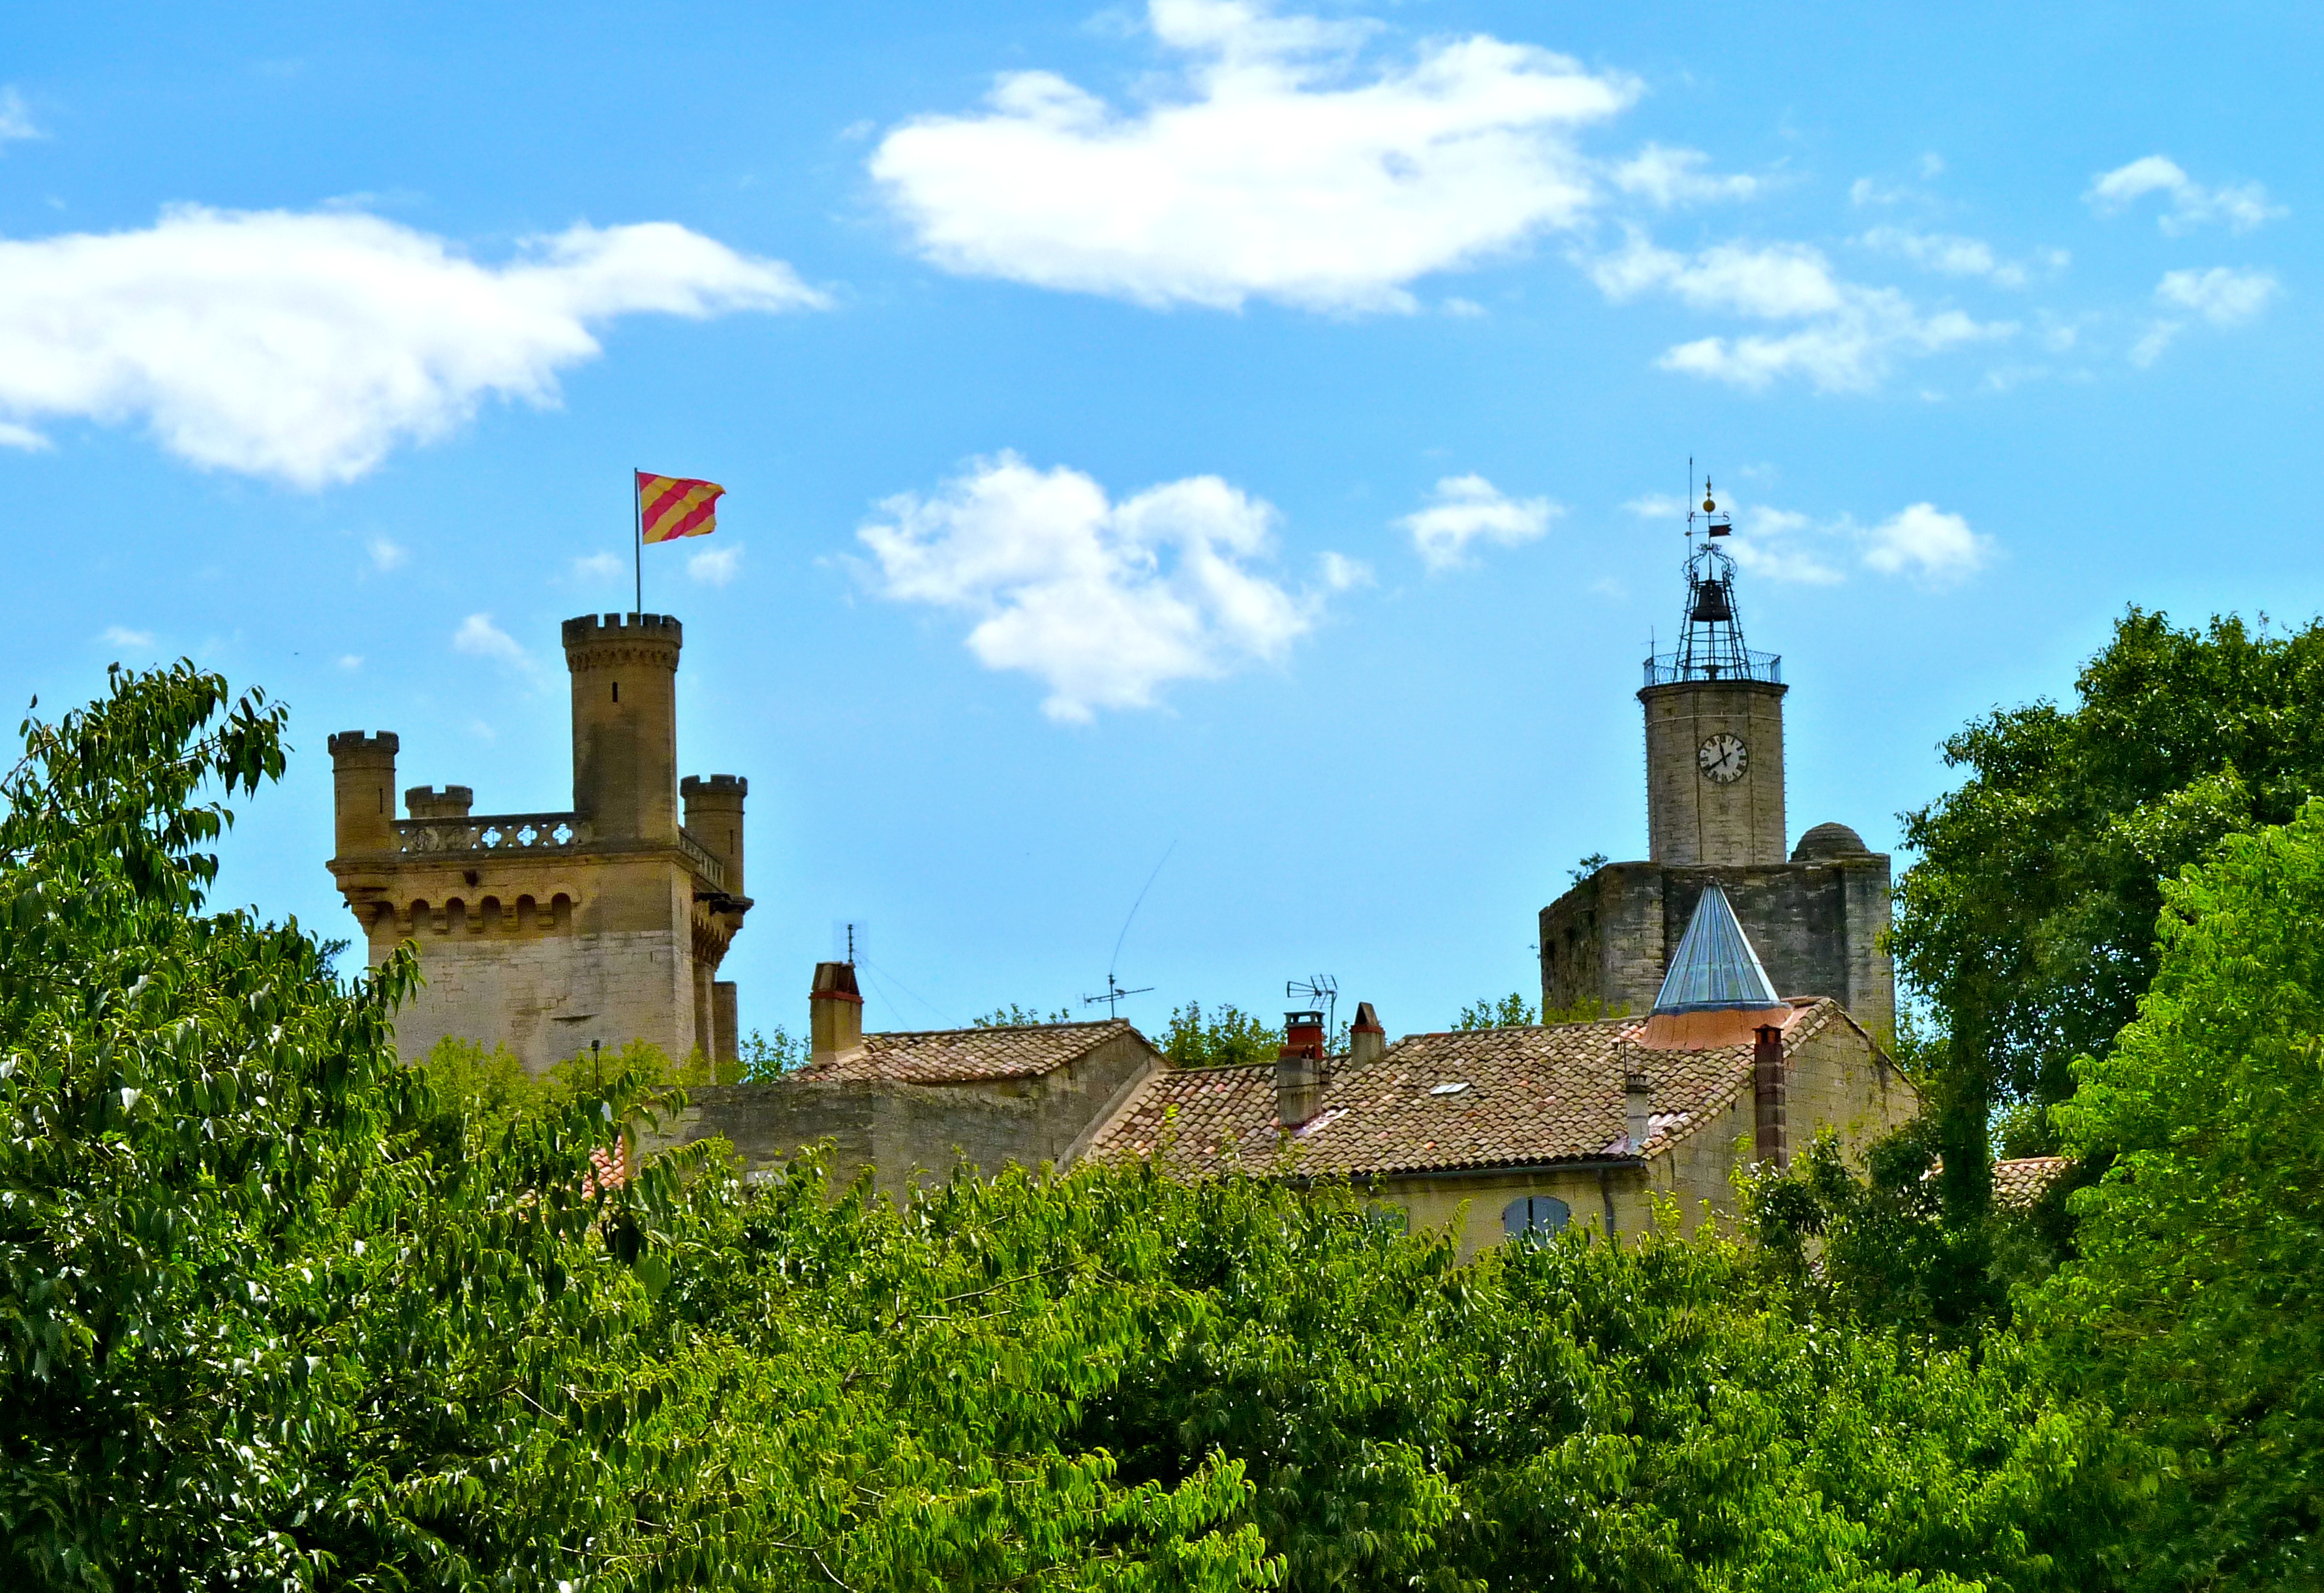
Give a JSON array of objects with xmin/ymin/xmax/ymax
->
[
  {"xmin": 1640, "ymin": 506, "xmax": 1786, "ymax": 866},
  {"xmin": 1537, "ymin": 477, "xmax": 1894, "ymax": 1040}
]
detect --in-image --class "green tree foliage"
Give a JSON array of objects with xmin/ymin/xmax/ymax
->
[
  {"xmin": 1891, "ymin": 609, "xmax": 2324, "ymax": 1216},
  {"xmin": 0, "ymin": 662, "xmax": 2145, "ymax": 1590},
  {"xmin": 2025, "ymin": 797, "xmax": 2324, "ymax": 1590},
  {"xmin": 739, "ymin": 1024, "xmax": 806, "ymax": 1079},
  {"xmin": 1455, "ymin": 993, "xmax": 1539, "ymax": 1029},
  {"xmin": 974, "ymin": 1002, "xmax": 1075, "ymax": 1027},
  {"xmin": 0, "ymin": 666, "xmax": 1270, "ymax": 1590},
  {"xmin": 1159, "ymin": 1001, "xmax": 1279, "ymax": 1067}
]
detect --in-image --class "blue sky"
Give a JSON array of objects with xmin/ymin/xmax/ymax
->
[{"xmin": 1, "ymin": 1, "xmax": 2316, "ymax": 1043}]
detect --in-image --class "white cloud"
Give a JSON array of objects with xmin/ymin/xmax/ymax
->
[
  {"xmin": 1396, "ymin": 474, "xmax": 1555, "ymax": 570},
  {"xmin": 0, "ymin": 88, "xmax": 42, "ymax": 150},
  {"xmin": 1859, "ymin": 502, "xmax": 1990, "ymax": 587},
  {"xmin": 2156, "ymin": 266, "xmax": 2278, "ymax": 325},
  {"xmin": 688, "ymin": 542, "xmax": 742, "ymax": 585},
  {"xmin": 0, "ymin": 420, "xmax": 48, "ymax": 451},
  {"xmin": 1587, "ymin": 231, "xmax": 2012, "ymax": 391},
  {"xmin": 1644, "ymin": 489, "xmax": 1990, "ymax": 588},
  {"xmin": 452, "ymin": 612, "xmax": 524, "ymax": 663},
  {"xmin": 1318, "ymin": 549, "xmax": 1373, "ymax": 589},
  {"xmin": 366, "ymin": 536, "xmax": 407, "ymax": 572},
  {"xmin": 572, "ymin": 551, "xmax": 624, "ymax": 581},
  {"xmin": 870, "ymin": 0, "xmax": 1636, "ymax": 312},
  {"xmin": 1858, "ymin": 226, "xmax": 2066, "ymax": 288},
  {"xmin": 0, "ymin": 206, "xmax": 825, "ymax": 486},
  {"xmin": 1610, "ymin": 143, "xmax": 1758, "ymax": 207},
  {"xmin": 2129, "ymin": 321, "xmax": 2180, "ymax": 368},
  {"xmin": 1723, "ymin": 506, "xmax": 1844, "ymax": 585},
  {"xmin": 859, "ymin": 450, "xmax": 1311, "ymax": 721},
  {"xmin": 99, "ymin": 625, "xmax": 155, "ymax": 649},
  {"xmin": 2129, "ymin": 267, "xmax": 2279, "ymax": 369},
  {"xmin": 338, "ymin": 654, "xmax": 363, "ymax": 670},
  {"xmin": 1441, "ymin": 296, "xmax": 1486, "ymax": 318},
  {"xmin": 2085, "ymin": 155, "xmax": 2285, "ymax": 235}
]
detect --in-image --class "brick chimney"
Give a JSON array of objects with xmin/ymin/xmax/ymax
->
[
  {"xmin": 810, "ymin": 961, "xmax": 863, "ymax": 1063},
  {"xmin": 1276, "ymin": 1008, "xmax": 1326, "ymax": 1128},
  {"xmin": 1752, "ymin": 1023, "xmax": 1788, "ymax": 1167},
  {"xmin": 1349, "ymin": 1001, "xmax": 1385, "ymax": 1066},
  {"xmin": 1625, "ymin": 1068, "xmax": 1653, "ymax": 1154}
]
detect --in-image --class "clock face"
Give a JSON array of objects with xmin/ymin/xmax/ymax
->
[{"xmin": 1698, "ymin": 732, "xmax": 1749, "ymax": 785}]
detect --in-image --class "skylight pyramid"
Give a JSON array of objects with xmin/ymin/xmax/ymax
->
[{"xmin": 1651, "ymin": 881, "xmax": 1782, "ymax": 1014}]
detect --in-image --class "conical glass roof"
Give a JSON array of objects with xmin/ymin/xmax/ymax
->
[{"xmin": 1652, "ymin": 881, "xmax": 1782, "ymax": 1014}]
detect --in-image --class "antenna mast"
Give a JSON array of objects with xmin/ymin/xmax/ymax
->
[{"xmin": 1286, "ymin": 975, "xmax": 1338, "ymax": 1038}]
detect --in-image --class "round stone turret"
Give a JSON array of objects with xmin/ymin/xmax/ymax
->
[
  {"xmin": 562, "ymin": 613, "xmax": 683, "ymax": 844},
  {"xmin": 681, "ymin": 773, "xmax": 748, "ymax": 897},
  {"xmin": 1791, "ymin": 822, "xmax": 1871, "ymax": 861},
  {"xmin": 327, "ymin": 731, "xmax": 399, "ymax": 857}
]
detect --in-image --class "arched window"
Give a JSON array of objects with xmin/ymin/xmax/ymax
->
[{"xmin": 1503, "ymin": 1194, "xmax": 1570, "ymax": 1243}]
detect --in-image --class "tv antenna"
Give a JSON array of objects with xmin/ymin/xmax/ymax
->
[
  {"xmin": 1084, "ymin": 971, "xmax": 1154, "ymax": 1018},
  {"xmin": 1083, "ymin": 841, "xmax": 1174, "ymax": 1020},
  {"xmin": 1287, "ymin": 975, "xmax": 1338, "ymax": 1036}
]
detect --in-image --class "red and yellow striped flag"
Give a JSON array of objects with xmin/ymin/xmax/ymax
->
[{"xmin": 636, "ymin": 471, "xmax": 725, "ymax": 544}]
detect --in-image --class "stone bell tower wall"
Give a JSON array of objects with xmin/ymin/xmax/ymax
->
[
  {"xmin": 1540, "ymin": 854, "xmax": 1895, "ymax": 1043},
  {"xmin": 1641, "ymin": 681, "xmax": 1787, "ymax": 867}
]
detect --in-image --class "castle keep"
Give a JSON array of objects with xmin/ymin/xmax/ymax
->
[
  {"xmin": 1538, "ymin": 523, "xmax": 1896, "ymax": 1038},
  {"xmin": 327, "ymin": 612, "xmax": 751, "ymax": 1074}
]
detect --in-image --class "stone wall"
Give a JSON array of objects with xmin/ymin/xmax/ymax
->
[
  {"xmin": 1651, "ymin": 1014, "xmax": 1918, "ymax": 1224},
  {"xmin": 640, "ymin": 1029, "xmax": 1161, "ymax": 1196},
  {"xmin": 1375, "ymin": 1164, "xmax": 1650, "ymax": 1262},
  {"xmin": 384, "ymin": 925, "xmax": 697, "ymax": 1071},
  {"xmin": 1540, "ymin": 855, "xmax": 1895, "ymax": 1040}
]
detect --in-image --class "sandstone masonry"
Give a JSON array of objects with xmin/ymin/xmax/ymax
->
[{"xmin": 326, "ymin": 613, "xmax": 750, "ymax": 1074}]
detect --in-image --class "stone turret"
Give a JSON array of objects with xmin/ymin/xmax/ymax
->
[
  {"xmin": 562, "ymin": 612, "xmax": 683, "ymax": 846},
  {"xmin": 327, "ymin": 731, "xmax": 399, "ymax": 857},
  {"xmin": 681, "ymin": 774, "xmax": 747, "ymax": 897}
]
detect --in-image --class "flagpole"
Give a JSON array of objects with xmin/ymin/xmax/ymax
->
[{"xmin": 632, "ymin": 468, "xmax": 643, "ymax": 617}]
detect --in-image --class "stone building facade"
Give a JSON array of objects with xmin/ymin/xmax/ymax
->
[
  {"xmin": 1539, "ymin": 538, "xmax": 1896, "ymax": 1040},
  {"xmin": 326, "ymin": 612, "xmax": 750, "ymax": 1074}
]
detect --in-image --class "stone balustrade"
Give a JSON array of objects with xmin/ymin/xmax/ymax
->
[
  {"xmin": 393, "ymin": 813, "xmax": 592, "ymax": 856},
  {"xmin": 678, "ymin": 827, "xmax": 728, "ymax": 891}
]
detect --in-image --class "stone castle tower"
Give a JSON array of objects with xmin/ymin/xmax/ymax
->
[
  {"xmin": 1540, "ymin": 515, "xmax": 1895, "ymax": 1038},
  {"xmin": 327, "ymin": 612, "xmax": 752, "ymax": 1073}
]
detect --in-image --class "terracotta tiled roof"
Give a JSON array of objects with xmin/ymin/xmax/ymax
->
[
  {"xmin": 1089, "ymin": 998, "xmax": 1862, "ymax": 1179},
  {"xmin": 1993, "ymin": 1155, "xmax": 2072, "ymax": 1209},
  {"xmin": 803, "ymin": 1019, "xmax": 1134, "ymax": 1085}
]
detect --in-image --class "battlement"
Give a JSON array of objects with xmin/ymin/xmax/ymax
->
[
  {"xmin": 328, "ymin": 730, "xmax": 399, "ymax": 761},
  {"xmin": 406, "ymin": 784, "xmax": 473, "ymax": 820},
  {"xmin": 562, "ymin": 611, "xmax": 682, "ymax": 651},
  {"xmin": 681, "ymin": 774, "xmax": 748, "ymax": 799}
]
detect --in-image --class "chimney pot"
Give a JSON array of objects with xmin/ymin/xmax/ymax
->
[
  {"xmin": 1276, "ymin": 1008, "xmax": 1327, "ymax": 1128},
  {"xmin": 1624, "ymin": 1068, "xmax": 1653, "ymax": 1155},
  {"xmin": 1349, "ymin": 1000, "xmax": 1386, "ymax": 1067}
]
